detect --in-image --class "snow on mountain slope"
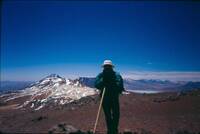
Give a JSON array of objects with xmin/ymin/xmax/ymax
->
[{"xmin": 1, "ymin": 74, "xmax": 97, "ymax": 110}]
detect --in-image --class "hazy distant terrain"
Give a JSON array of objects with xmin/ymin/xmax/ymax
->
[
  {"xmin": 77, "ymin": 77, "xmax": 200, "ymax": 92},
  {"xmin": 0, "ymin": 81, "xmax": 33, "ymax": 93}
]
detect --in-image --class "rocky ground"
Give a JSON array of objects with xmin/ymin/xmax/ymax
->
[{"xmin": 0, "ymin": 91, "xmax": 200, "ymax": 134}]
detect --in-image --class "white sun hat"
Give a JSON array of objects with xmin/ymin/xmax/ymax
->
[{"xmin": 102, "ymin": 60, "xmax": 114, "ymax": 67}]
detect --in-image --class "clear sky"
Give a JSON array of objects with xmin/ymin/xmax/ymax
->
[{"xmin": 1, "ymin": 1, "xmax": 200, "ymax": 81}]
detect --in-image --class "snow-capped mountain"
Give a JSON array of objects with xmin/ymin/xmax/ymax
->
[{"xmin": 1, "ymin": 74, "xmax": 97, "ymax": 110}]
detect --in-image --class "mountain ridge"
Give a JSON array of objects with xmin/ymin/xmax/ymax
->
[{"xmin": 1, "ymin": 74, "xmax": 200, "ymax": 93}]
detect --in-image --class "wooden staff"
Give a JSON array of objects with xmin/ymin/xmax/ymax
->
[{"xmin": 93, "ymin": 87, "xmax": 106, "ymax": 134}]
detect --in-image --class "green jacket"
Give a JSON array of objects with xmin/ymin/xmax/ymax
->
[{"xmin": 94, "ymin": 72, "xmax": 124, "ymax": 94}]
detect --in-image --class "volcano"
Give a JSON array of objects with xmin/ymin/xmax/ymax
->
[{"xmin": 1, "ymin": 74, "xmax": 97, "ymax": 110}]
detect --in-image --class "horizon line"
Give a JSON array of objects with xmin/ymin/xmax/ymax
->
[{"xmin": 1, "ymin": 71, "xmax": 200, "ymax": 82}]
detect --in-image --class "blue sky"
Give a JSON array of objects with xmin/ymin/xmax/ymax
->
[{"xmin": 1, "ymin": 1, "xmax": 200, "ymax": 81}]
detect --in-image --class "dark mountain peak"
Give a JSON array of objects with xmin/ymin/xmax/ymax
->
[
  {"xmin": 45, "ymin": 74, "xmax": 62, "ymax": 79},
  {"xmin": 76, "ymin": 77, "xmax": 96, "ymax": 88},
  {"xmin": 181, "ymin": 81, "xmax": 200, "ymax": 90}
]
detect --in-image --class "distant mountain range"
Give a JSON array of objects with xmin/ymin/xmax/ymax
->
[
  {"xmin": 76, "ymin": 77, "xmax": 200, "ymax": 92},
  {"xmin": 0, "ymin": 81, "xmax": 33, "ymax": 93},
  {"xmin": 1, "ymin": 74, "xmax": 200, "ymax": 111},
  {"xmin": 1, "ymin": 75, "xmax": 200, "ymax": 93}
]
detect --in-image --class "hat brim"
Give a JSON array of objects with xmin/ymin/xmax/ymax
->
[{"xmin": 102, "ymin": 64, "xmax": 114, "ymax": 67}]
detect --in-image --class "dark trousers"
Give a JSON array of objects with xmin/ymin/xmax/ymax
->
[{"xmin": 102, "ymin": 95, "xmax": 120, "ymax": 134}]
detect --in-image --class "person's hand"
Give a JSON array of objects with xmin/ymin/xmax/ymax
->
[{"xmin": 97, "ymin": 94, "xmax": 102, "ymax": 101}]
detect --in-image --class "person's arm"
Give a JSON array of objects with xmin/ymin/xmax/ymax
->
[
  {"xmin": 116, "ymin": 73, "xmax": 125, "ymax": 94},
  {"xmin": 94, "ymin": 73, "xmax": 104, "ymax": 90}
]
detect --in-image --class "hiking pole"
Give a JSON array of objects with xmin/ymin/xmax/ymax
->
[{"xmin": 93, "ymin": 87, "xmax": 106, "ymax": 134}]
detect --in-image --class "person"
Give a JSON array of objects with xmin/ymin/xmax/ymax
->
[{"xmin": 95, "ymin": 60, "xmax": 124, "ymax": 134}]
